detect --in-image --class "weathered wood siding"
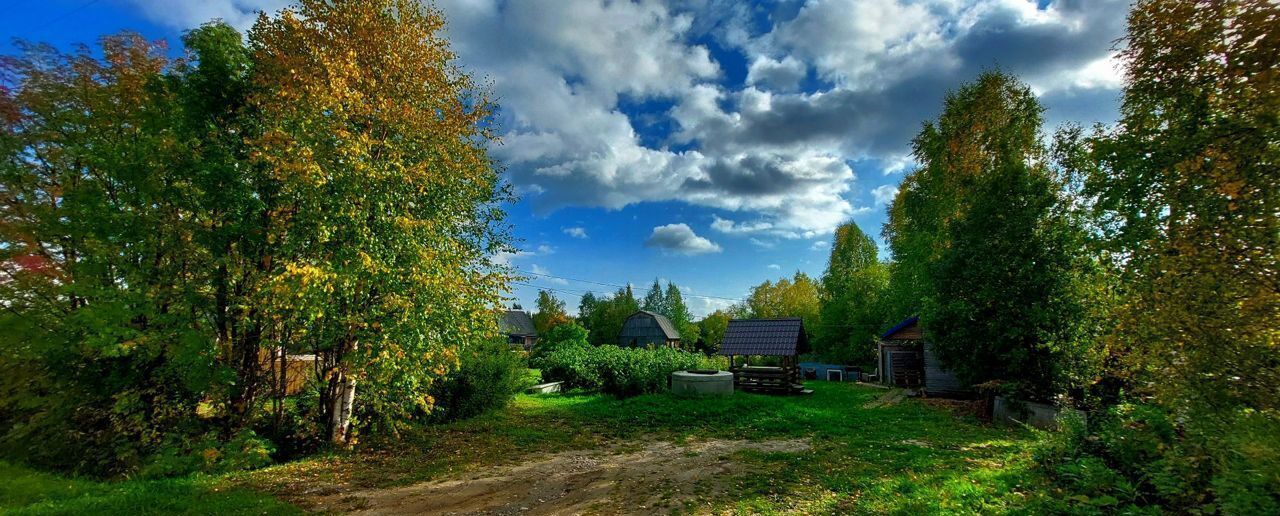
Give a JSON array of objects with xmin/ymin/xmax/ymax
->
[
  {"xmin": 923, "ymin": 342, "xmax": 966, "ymax": 396},
  {"xmin": 878, "ymin": 342, "xmax": 923, "ymax": 387},
  {"xmin": 619, "ymin": 313, "xmax": 675, "ymax": 347}
]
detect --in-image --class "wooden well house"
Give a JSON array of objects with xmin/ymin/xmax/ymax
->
[
  {"xmin": 718, "ymin": 318, "xmax": 810, "ymax": 395},
  {"xmin": 618, "ymin": 310, "xmax": 681, "ymax": 348}
]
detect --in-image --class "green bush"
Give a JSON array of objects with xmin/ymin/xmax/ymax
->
[
  {"xmin": 1034, "ymin": 402, "xmax": 1280, "ymax": 513},
  {"xmin": 539, "ymin": 345, "xmax": 725, "ymax": 397},
  {"xmin": 425, "ymin": 339, "xmax": 527, "ymax": 424},
  {"xmin": 538, "ymin": 345, "xmax": 603, "ymax": 391},
  {"xmin": 529, "ymin": 323, "xmax": 590, "ymax": 362},
  {"xmin": 139, "ymin": 429, "xmax": 274, "ymax": 479}
]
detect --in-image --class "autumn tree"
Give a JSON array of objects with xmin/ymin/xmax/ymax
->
[
  {"xmin": 745, "ymin": 272, "xmax": 821, "ymax": 342},
  {"xmin": 816, "ymin": 222, "xmax": 888, "ymax": 366},
  {"xmin": 1082, "ymin": 0, "xmax": 1279, "ymax": 417},
  {"xmin": 532, "ymin": 290, "xmax": 571, "ymax": 334},
  {"xmin": 246, "ymin": 0, "xmax": 510, "ymax": 444}
]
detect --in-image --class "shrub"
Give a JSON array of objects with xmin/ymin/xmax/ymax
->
[
  {"xmin": 425, "ymin": 339, "xmax": 527, "ymax": 423},
  {"xmin": 1034, "ymin": 402, "xmax": 1280, "ymax": 513},
  {"xmin": 539, "ymin": 345, "xmax": 725, "ymax": 397},
  {"xmin": 530, "ymin": 322, "xmax": 590, "ymax": 362},
  {"xmin": 139, "ymin": 429, "xmax": 275, "ymax": 479}
]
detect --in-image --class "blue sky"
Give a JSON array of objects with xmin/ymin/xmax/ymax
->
[{"xmin": 3, "ymin": 0, "xmax": 1129, "ymax": 317}]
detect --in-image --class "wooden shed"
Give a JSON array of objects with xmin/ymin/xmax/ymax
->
[
  {"xmin": 718, "ymin": 318, "xmax": 810, "ymax": 395},
  {"xmin": 877, "ymin": 316, "xmax": 966, "ymax": 397},
  {"xmin": 618, "ymin": 310, "xmax": 681, "ymax": 348},
  {"xmin": 500, "ymin": 307, "xmax": 538, "ymax": 350}
]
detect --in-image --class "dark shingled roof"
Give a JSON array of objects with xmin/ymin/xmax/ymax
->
[
  {"xmin": 718, "ymin": 318, "xmax": 807, "ymax": 356},
  {"xmin": 500, "ymin": 310, "xmax": 537, "ymax": 336},
  {"xmin": 624, "ymin": 310, "xmax": 680, "ymax": 340},
  {"xmin": 880, "ymin": 316, "xmax": 919, "ymax": 339}
]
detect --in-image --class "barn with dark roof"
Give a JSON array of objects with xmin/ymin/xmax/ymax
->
[
  {"xmin": 500, "ymin": 307, "xmax": 538, "ymax": 351},
  {"xmin": 718, "ymin": 318, "xmax": 809, "ymax": 394},
  {"xmin": 618, "ymin": 310, "xmax": 681, "ymax": 348}
]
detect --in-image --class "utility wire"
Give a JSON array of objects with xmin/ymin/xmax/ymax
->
[
  {"xmin": 512, "ymin": 268, "xmax": 747, "ymax": 303},
  {"xmin": 31, "ymin": 0, "xmax": 104, "ymax": 34},
  {"xmin": 511, "ymin": 281, "xmax": 886, "ymax": 328}
]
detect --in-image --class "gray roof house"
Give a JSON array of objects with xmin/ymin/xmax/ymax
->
[
  {"xmin": 618, "ymin": 310, "xmax": 680, "ymax": 348},
  {"xmin": 500, "ymin": 307, "xmax": 538, "ymax": 350}
]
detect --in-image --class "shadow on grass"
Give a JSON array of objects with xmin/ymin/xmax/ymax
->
[{"xmin": 241, "ymin": 382, "xmax": 1044, "ymax": 513}]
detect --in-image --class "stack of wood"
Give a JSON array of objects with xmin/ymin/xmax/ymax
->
[{"xmin": 730, "ymin": 363, "xmax": 805, "ymax": 394}]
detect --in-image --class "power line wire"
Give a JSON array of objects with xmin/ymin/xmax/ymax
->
[
  {"xmin": 32, "ymin": 0, "xmax": 104, "ymax": 34},
  {"xmin": 512, "ymin": 268, "xmax": 747, "ymax": 303},
  {"xmin": 509, "ymin": 285, "xmax": 880, "ymax": 330}
]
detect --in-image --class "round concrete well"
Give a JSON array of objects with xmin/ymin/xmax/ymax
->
[{"xmin": 670, "ymin": 370, "xmax": 734, "ymax": 395}]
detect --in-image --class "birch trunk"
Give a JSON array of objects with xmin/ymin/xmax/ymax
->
[{"xmin": 330, "ymin": 373, "xmax": 357, "ymax": 445}]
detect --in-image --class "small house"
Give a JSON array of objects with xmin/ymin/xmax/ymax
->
[
  {"xmin": 618, "ymin": 310, "xmax": 680, "ymax": 348},
  {"xmin": 718, "ymin": 318, "xmax": 810, "ymax": 394},
  {"xmin": 877, "ymin": 316, "xmax": 966, "ymax": 397},
  {"xmin": 500, "ymin": 307, "xmax": 538, "ymax": 350}
]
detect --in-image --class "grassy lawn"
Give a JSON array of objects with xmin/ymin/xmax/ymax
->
[
  {"xmin": 0, "ymin": 461, "xmax": 299, "ymax": 515},
  {"xmin": 5, "ymin": 382, "xmax": 1054, "ymax": 514},
  {"xmin": 240, "ymin": 381, "xmax": 1050, "ymax": 514}
]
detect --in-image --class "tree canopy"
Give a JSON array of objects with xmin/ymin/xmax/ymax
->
[
  {"xmin": 815, "ymin": 222, "xmax": 888, "ymax": 366},
  {"xmin": 0, "ymin": 0, "xmax": 510, "ymax": 473}
]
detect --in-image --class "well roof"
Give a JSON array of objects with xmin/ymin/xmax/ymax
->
[{"xmin": 718, "ymin": 318, "xmax": 807, "ymax": 356}]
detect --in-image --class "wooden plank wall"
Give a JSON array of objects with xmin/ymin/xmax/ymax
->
[{"xmin": 923, "ymin": 342, "xmax": 966, "ymax": 396}]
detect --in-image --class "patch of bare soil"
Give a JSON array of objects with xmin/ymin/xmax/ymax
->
[
  {"xmin": 862, "ymin": 388, "xmax": 908, "ymax": 408},
  {"xmin": 920, "ymin": 397, "xmax": 989, "ymax": 420},
  {"xmin": 309, "ymin": 438, "xmax": 810, "ymax": 515}
]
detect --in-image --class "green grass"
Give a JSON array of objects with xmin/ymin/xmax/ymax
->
[
  {"xmin": 7, "ymin": 382, "xmax": 1054, "ymax": 514},
  {"xmin": 240, "ymin": 381, "xmax": 1052, "ymax": 514},
  {"xmin": 0, "ymin": 461, "xmax": 299, "ymax": 515}
]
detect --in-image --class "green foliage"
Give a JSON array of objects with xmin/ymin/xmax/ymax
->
[
  {"xmin": 539, "ymin": 345, "xmax": 724, "ymax": 397},
  {"xmin": 642, "ymin": 279, "xmax": 667, "ymax": 314},
  {"xmin": 0, "ymin": 0, "xmax": 510, "ymax": 474},
  {"xmin": 1034, "ymin": 402, "xmax": 1280, "ymax": 513},
  {"xmin": 1036, "ymin": 1, "xmax": 1280, "ymax": 512},
  {"xmin": 529, "ymin": 322, "xmax": 590, "ymax": 362},
  {"xmin": 815, "ymin": 222, "xmax": 889, "ymax": 366},
  {"xmin": 696, "ymin": 310, "xmax": 731, "ymax": 353},
  {"xmin": 639, "ymin": 279, "xmax": 699, "ymax": 347},
  {"xmin": 425, "ymin": 340, "xmax": 527, "ymax": 424},
  {"xmin": 248, "ymin": 0, "xmax": 511, "ymax": 445},
  {"xmin": 0, "ymin": 27, "xmax": 241, "ymax": 477},
  {"xmin": 139, "ymin": 429, "xmax": 275, "ymax": 479},
  {"xmin": 576, "ymin": 286, "xmax": 639, "ymax": 345},
  {"xmin": 882, "ymin": 71, "xmax": 1105, "ymax": 400},
  {"xmin": 743, "ymin": 272, "xmax": 821, "ymax": 347}
]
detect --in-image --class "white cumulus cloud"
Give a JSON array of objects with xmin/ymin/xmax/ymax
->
[{"xmin": 644, "ymin": 223, "xmax": 722, "ymax": 255}]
